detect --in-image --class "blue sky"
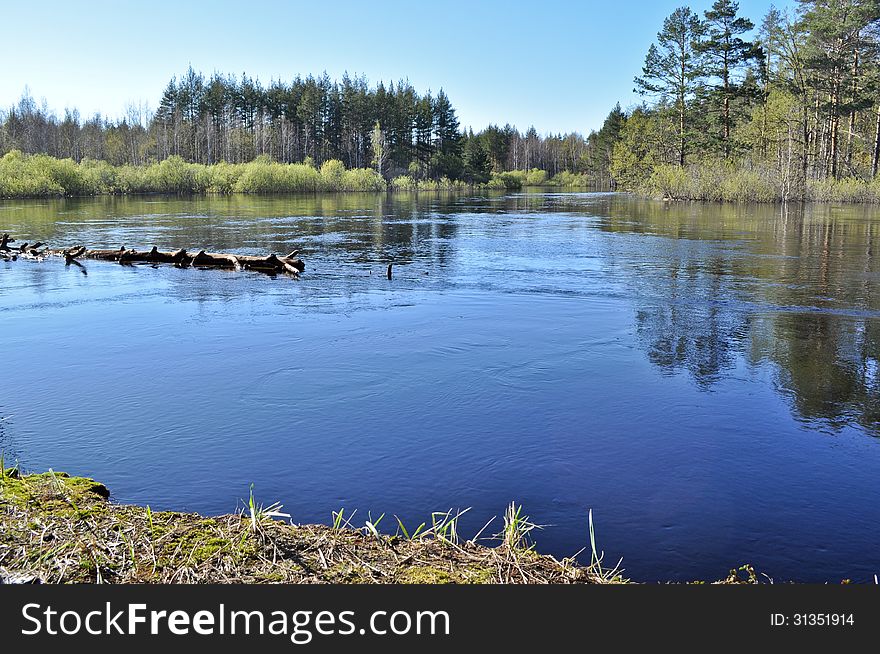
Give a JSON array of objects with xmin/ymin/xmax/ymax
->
[{"xmin": 1, "ymin": 0, "xmax": 796, "ymax": 135}]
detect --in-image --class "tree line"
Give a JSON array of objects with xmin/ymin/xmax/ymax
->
[
  {"xmin": 8, "ymin": 0, "xmax": 874, "ymax": 202},
  {"xmin": 0, "ymin": 70, "xmax": 621, "ymax": 187},
  {"xmin": 611, "ymin": 0, "xmax": 880, "ymax": 200}
]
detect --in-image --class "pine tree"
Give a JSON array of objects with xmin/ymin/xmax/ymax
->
[
  {"xmin": 635, "ymin": 7, "xmax": 705, "ymax": 166},
  {"xmin": 463, "ymin": 131, "xmax": 491, "ymax": 183},
  {"xmin": 698, "ymin": 0, "xmax": 762, "ymax": 157},
  {"xmin": 431, "ymin": 89, "xmax": 462, "ymax": 178},
  {"xmin": 797, "ymin": 0, "xmax": 880, "ymax": 178}
]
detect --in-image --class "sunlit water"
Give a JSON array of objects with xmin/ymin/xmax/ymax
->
[{"xmin": 1, "ymin": 192, "xmax": 879, "ymax": 582}]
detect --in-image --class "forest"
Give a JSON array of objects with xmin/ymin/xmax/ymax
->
[
  {"xmin": 2, "ymin": 0, "xmax": 880, "ymax": 201},
  {"xmin": 0, "ymin": 71, "xmax": 605, "ymax": 197},
  {"xmin": 616, "ymin": 0, "xmax": 880, "ymax": 201}
]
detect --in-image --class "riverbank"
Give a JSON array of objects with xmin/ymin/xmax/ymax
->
[
  {"xmin": 0, "ymin": 151, "xmax": 594, "ymax": 199},
  {"xmin": 0, "ymin": 467, "xmax": 624, "ymax": 584},
  {"xmin": 0, "ymin": 467, "xmax": 768, "ymax": 585},
  {"xmin": 636, "ymin": 163, "xmax": 880, "ymax": 204}
]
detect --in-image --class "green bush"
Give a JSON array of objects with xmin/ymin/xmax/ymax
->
[
  {"xmin": 341, "ymin": 166, "xmax": 386, "ymax": 192},
  {"xmin": 233, "ymin": 160, "xmax": 321, "ymax": 193},
  {"xmin": 10, "ymin": 150, "xmax": 880, "ymax": 204},
  {"xmin": 644, "ymin": 164, "xmax": 691, "ymax": 200},
  {"xmin": 206, "ymin": 161, "xmax": 245, "ymax": 194},
  {"xmin": 549, "ymin": 171, "xmax": 591, "ymax": 187},
  {"xmin": 524, "ymin": 168, "xmax": 548, "ymax": 186},
  {"xmin": 808, "ymin": 177, "xmax": 878, "ymax": 203},
  {"xmin": 486, "ymin": 171, "xmax": 523, "ymax": 189},
  {"xmin": 391, "ymin": 175, "xmax": 417, "ymax": 191},
  {"xmin": 644, "ymin": 162, "xmax": 782, "ymax": 202},
  {"xmin": 719, "ymin": 168, "xmax": 778, "ymax": 203},
  {"xmin": 320, "ymin": 159, "xmax": 347, "ymax": 191}
]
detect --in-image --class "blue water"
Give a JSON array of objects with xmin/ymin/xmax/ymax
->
[{"xmin": 1, "ymin": 192, "xmax": 879, "ymax": 582}]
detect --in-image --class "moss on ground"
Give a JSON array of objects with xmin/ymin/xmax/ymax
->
[{"xmin": 0, "ymin": 468, "xmax": 762, "ymax": 585}]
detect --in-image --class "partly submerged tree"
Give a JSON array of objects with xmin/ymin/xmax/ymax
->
[{"xmin": 371, "ymin": 120, "xmax": 388, "ymax": 178}]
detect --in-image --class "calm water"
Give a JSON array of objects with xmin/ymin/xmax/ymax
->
[{"xmin": 1, "ymin": 192, "xmax": 879, "ymax": 582}]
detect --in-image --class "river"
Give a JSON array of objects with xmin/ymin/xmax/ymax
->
[{"xmin": 1, "ymin": 191, "xmax": 878, "ymax": 582}]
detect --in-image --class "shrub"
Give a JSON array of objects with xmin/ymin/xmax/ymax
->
[
  {"xmin": 525, "ymin": 168, "xmax": 548, "ymax": 186},
  {"xmin": 487, "ymin": 172, "xmax": 523, "ymax": 190},
  {"xmin": 391, "ymin": 175, "xmax": 417, "ymax": 191}
]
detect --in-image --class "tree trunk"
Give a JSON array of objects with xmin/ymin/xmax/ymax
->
[{"xmin": 871, "ymin": 105, "xmax": 880, "ymax": 178}]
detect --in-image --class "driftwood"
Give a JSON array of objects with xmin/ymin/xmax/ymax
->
[
  {"xmin": 2, "ymin": 234, "xmax": 305, "ymax": 276},
  {"xmin": 1, "ymin": 234, "xmax": 49, "ymax": 261}
]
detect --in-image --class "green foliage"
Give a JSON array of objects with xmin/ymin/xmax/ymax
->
[
  {"xmin": 808, "ymin": 177, "xmax": 880, "ymax": 203},
  {"xmin": 233, "ymin": 158, "xmax": 319, "ymax": 194},
  {"xmin": 320, "ymin": 159, "xmax": 346, "ymax": 190},
  {"xmin": 390, "ymin": 175, "xmax": 417, "ymax": 191},
  {"xmin": 644, "ymin": 161, "xmax": 782, "ymax": 202},
  {"xmin": 697, "ymin": 0, "xmax": 762, "ymax": 156},
  {"xmin": 549, "ymin": 171, "xmax": 593, "ymax": 187},
  {"xmin": 430, "ymin": 151, "xmax": 464, "ymax": 181},
  {"xmin": 0, "ymin": 150, "xmax": 78, "ymax": 197},
  {"xmin": 340, "ymin": 167, "xmax": 387, "ymax": 192},
  {"xmin": 523, "ymin": 168, "xmax": 547, "ymax": 185},
  {"xmin": 0, "ymin": 151, "xmax": 390, "ymax": 198},
  {"xmin": 485, "ymin": 171, "xmax": 524, "ymax": 190},
  {"xmin": 635, "ymin": 6, "xmax": 705, "ymax": 166},
  {"xmin": 462, "ymin": 135, "xmax": 492, "ymax": 184},
  {"xmin": 390, "ymin": 175, "xmax": 470, "ymax": 191},
  {"xmin": 643, "ymin": 164, "xmax": 692, "ymax": 199},
  {"xmin": 610, "ymin": 108, "xmax": 668, "ymax": 190}
]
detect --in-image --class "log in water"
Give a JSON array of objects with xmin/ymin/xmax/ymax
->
[{"xmin": 0, "ymin": 233, "xmax": 305, "ymax": 275}]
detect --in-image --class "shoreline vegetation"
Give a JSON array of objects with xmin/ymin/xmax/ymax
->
[
  {"xmin": 638, "ymin": 162, "xmax": 880, "ymax": 204},
  {"xmin": 0, "ymin": 466, "xmax": 770, "ymax": 585},
  {"xmin": 0, "ymin": 151, "xmax": 592, "ymax": 199},
  {"xmin": 6, "ymin": 4, "xmax": 880, "ymax": 204},
  {"xmin": 609, "ymin": 1, "xmax": 880, "ymax": 203},
  {"xmin": 7, "ymin": 149, "xmax": 880, "ymax": 204}
]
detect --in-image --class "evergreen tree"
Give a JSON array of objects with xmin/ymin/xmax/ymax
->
[
  {"xmin": 797, "ymin": 0, "xmax": 880, "ymax": 178},
  {"xmin": 431, "ymin": 89, "xmax": 463, "ymax": 178},
  {"xmin": 635, "ymin": 7, "xmax": 705, "ymax": 166},
  {"xmin": 590, "ymin": 103, "xmax": 627, "ymax": 185},
  {"xmin": 462, "ymin": 131, "xmax": 491, "ymax": 183},
  {"xmin": 698, "ymin": 0, "xmax": 763, "ymax": 157}
]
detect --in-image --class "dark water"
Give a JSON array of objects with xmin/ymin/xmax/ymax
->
[{"xmin": 1, "ymin": 192, "xmax": 879, "ymax": 582}]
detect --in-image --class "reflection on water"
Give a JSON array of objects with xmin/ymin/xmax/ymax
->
[
  {"xmin": 1, "ymin": 192, "xmax": 879, "ymax": 582},
  {"xmin": 595, "ymin": 198, "xmax": 880, "ymax": 433}
]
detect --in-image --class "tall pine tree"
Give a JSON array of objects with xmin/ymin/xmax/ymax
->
[{"xmin": 635, "ymin": 7, "xmax": 705, "ymax": 166}]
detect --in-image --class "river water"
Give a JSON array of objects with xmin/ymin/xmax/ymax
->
[{"xmin": 1, "ymin": 191, "xmax": 878, "ymax": 582}]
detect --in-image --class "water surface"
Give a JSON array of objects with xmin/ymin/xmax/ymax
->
[{"xmin": 1, "ymin": 192, "xmax": 879, "ymax": 582}]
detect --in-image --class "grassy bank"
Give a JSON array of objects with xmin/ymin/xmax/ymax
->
[
  {"xmin": 639, "ymin": 162, "xmax": 880, "ymax": 203},
  {"xmin": 0, "ymin": 151, "xmax": 595, "ymax": 199},
  {"xmin": 0, "ymin": 466, "xmax": 629, "ymax": 584},
  {"xmin": 0, "ymin": 466, "xmax": 773, "ymax": 585},
  {"xmin": 0, "ymin": 466, "xmax": 779, "ymax": 585}
]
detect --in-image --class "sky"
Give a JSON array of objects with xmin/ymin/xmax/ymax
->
[{"xmin": 0, "ymin": 0, "xmax": 797, "ymax": 136}]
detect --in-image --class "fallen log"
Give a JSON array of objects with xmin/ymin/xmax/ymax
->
[
  {"xmin": 0, "ymin": 235, "xmax": 306, "ymax": 276},
  {"xmin": 1, "ymin": 235, "xmax": 45, "ymax": 258}
]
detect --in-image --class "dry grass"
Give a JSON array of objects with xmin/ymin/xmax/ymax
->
[{"xmin": 0, "ymin": 469, "xmax": 633, "ymax": 585}]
